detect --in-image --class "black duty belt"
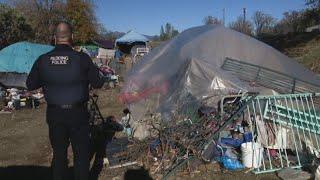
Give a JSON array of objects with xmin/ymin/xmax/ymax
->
[{"xmin": 48, "ymin": 102, "xmax": 87, "ymax": 109}]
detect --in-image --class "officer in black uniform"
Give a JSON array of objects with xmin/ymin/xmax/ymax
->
[{"xmin": 26, "ymin": 22, "xmax": 104, "ymax": 180}]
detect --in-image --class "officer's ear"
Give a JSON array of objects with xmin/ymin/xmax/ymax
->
[{"xmin": 53, "ymin": 35, "xmax": 57, "ymax": 45}]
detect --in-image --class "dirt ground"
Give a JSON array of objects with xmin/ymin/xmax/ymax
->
[{"xmin": 0, "ymin": 87, "xmax": 281, "ymax": 180}]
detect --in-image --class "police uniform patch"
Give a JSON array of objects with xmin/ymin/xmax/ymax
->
[{"xmin": 50, "ymin": 56, "xmax": 70, "ymax": 65}]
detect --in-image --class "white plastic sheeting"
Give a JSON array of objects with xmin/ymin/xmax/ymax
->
[{"xmin": 119, "ymin": 25, "xmax": 320, "ymax": 139}]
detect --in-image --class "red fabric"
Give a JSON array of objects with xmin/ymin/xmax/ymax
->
[{"xmin": 119, "ymin": 81, "xmax": 169, "ymax": 104}]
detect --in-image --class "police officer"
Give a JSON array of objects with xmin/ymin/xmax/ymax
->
[{"xmin": 26, "ymin": 22, "xmax": 104, "ymax": 180}]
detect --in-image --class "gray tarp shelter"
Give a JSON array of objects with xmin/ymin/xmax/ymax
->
[{"xmin": 119, "ymin": 25, "xmax": 320, "ymax": 139}]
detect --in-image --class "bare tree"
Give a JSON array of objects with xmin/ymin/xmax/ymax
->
[
  {"xmin": 12, "ymin": 0, "xmax": 65, "ymax": 43},
  {"xmin": 0, "ymin": 3, "xmax": 33, "ymax": 48},
  {"xmin": 203, "ymin": 16, "xmax": 222, "ymax": 25},
  {"xmin": 12, "ymin": 0, "xmax": 99, "ymax": 44},
  {"xmin": 306, "ymin": 0, "xmax": 320, "ymax": 8},
  {"xmin": 252, "ymin": 11, "xmax": 276, "ymax": 36},
  {"xmin": 274, "ymin": 10, "xmax": 304, "ymax": 34},
  {"xmin": 229, "ymin": 16, "xmax": 254, "ymax": 36},
  {"xmin": 305, "ymin": 0, "xmax": 320, "ymax": 24}
]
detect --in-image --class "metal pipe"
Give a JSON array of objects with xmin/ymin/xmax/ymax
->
[
  {"xmin": 283, "ymin": 97, "xmax": 301, "ymax": 167},
  {"xmin": 272, "ymin": 96, "xmax": 289, "ymax": 167},
  {"xmin": 256, "ymin": 98, "xmax": 273, "ymax": 170},
  {"xmin": 305, "ymin": 95, "xmax": 320, "ymax": 150},
  {"xmin": 268, "ymin": 97, "xmax": 284, "ymax": 168}
]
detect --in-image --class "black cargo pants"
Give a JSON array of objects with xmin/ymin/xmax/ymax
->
[{"xmin": 46, "ymin": 105, "xmax": 89, "ymax": 180}]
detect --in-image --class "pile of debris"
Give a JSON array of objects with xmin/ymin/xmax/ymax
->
[
  {"xmin": 91, "ymin": 58, "xmax": 119, "ymax": 89},
  {"xmin": 98, "ymin": 64, "xmax": 119, "ymax": 88},
  {"xmin": 124, "ymin": 92, "xmax": 320, "ymax": 179},
  {"xmin": 0, "ymin": 87, "xmax": 43, "ymax": 113}
]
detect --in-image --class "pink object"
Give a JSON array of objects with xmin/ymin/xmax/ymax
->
[
  {"xmin": 269, "ymin": 149, "xmax": 277, "ymax": 157},
  {"xmin": 99, "ymin": 66, "xmax": 115, "ymax": 75}
]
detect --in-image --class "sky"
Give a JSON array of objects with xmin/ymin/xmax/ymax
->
[{"xmin": 96, "ymin": 0, "xmax": 306, "ymax": 35}]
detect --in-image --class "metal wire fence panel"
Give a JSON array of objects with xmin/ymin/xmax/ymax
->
[
  {"xmin": 241, "ymin": 93, "xmax": 320, "ymax": 174},
  {"xmin": 158, "ymin": 93, "xmax": 320, "ymax": 178},
  {"xmin": 222, "ymin": 58, "xmax": 320, "ymax": 93}
]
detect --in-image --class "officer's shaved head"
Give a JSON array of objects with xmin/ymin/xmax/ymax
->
[{"xmin": 54, "ymin": 22, "xmax": 73, "ymax": 44}]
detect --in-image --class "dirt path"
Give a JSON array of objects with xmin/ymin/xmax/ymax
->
[
  {"xmin": 0, "ymin": 88, "xmax": 125, "ymax": 179},
  {"xmin": 0, "ymin": 107, "xmax": 51, "ymax": 166}
]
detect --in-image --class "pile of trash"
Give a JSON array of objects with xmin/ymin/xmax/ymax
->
[
  {"xmin": 98, "ymin": 64, "xmax": 119, "ymax": 87},
  {"xmin": 125, "ymin": 92, "xmax": 320, "ymax": 179},
  {"xmin": 93, "ymin": 58, "xmax": 119, "ymax": 88},
  {"xmin": 0, "ymin": 87, "xmax": 44, "ymax": 113},
  {"xmin": 136, "ymin": 98, "xmax": 246, "ymax": 178}
]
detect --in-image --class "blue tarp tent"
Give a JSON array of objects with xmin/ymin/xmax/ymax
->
[
  {"xmin": 115, "ymin": 31, "xmax": 150, "ymax": 54},
  {"xmin": 0, "ymin": 42, "xmax": 53, "ymax": 88},
  {"xmin": 115, "ymin": 30, "xmax": 149, "ymax": 44},
  {"xmin": 0, "ymin": 42, "xmax": 54, "ymax": 73}
]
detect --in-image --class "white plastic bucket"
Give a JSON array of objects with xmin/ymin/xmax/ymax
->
[
  {"xmin": 315, "ymin": 165, "xmax": 320, "ymax": 180},
  {"xmin": 241, "ymin": 142, "xmax": 264, "ymax": 168}
]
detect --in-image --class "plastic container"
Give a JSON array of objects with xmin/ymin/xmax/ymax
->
[
  {"xmin": 243, "ymin": 132, "xmax": 253, "ymax": 142},
  {"xmin": 221, "ymin": 138, "xmax": 242, "ymax": 148},
  {"xmin": 315, "ymin": 165, "xmax": 320, "ymax": 180},
  {"xmin": 241, "ymin": 142, "xmax": 264, "ymax": 168}
]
